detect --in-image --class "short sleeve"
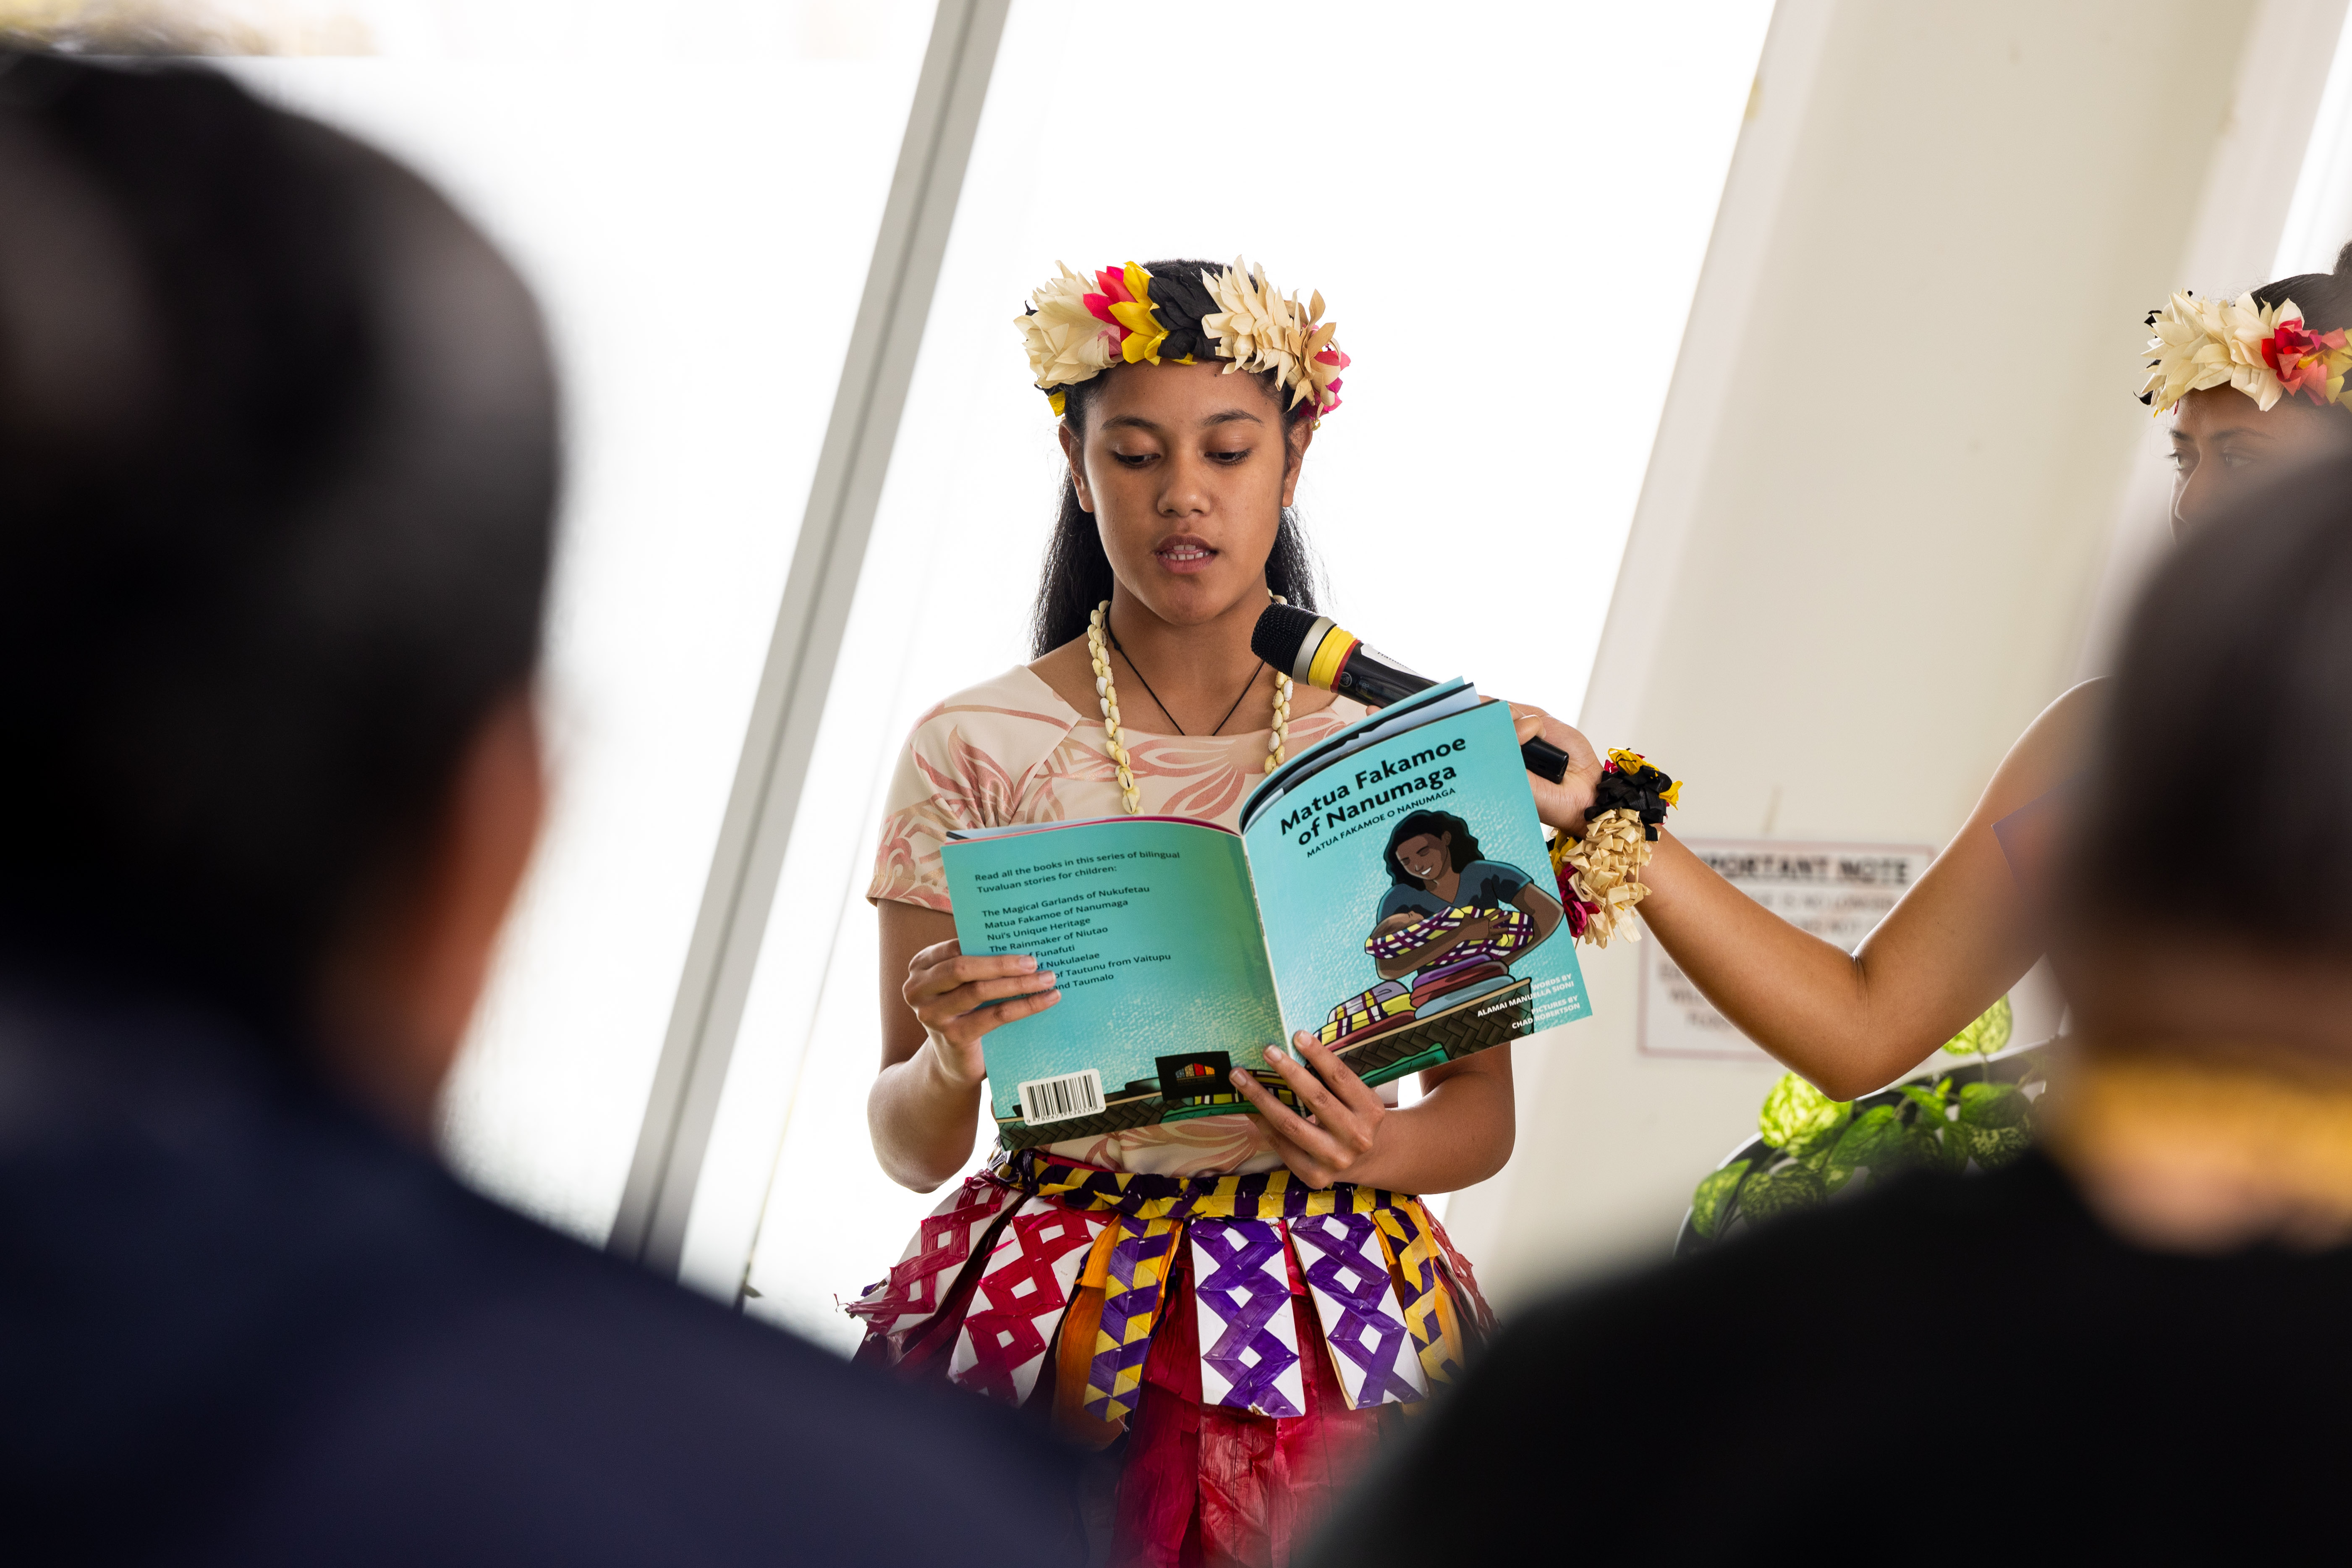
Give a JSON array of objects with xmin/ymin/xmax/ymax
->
[
  {"xmin": 866, "ymin": 670, "xmax": 1083, "ymax": 913},
  {"xmin": 866, "ymin": 740, "xmax": 964, "ymax": 913},
  {"xmin": 1465, "ymin": 860, "xmax": 1533, "ymax": 907}
]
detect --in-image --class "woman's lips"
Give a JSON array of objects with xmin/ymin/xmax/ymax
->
[{"xmin": 1156, "ymin": 539, "xmax": 1218, "ymax": 574}]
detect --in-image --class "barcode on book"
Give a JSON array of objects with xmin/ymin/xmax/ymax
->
[{"xmin": 1018, "ymin": 1069, "xmax": 1104, "ymax": 1127}]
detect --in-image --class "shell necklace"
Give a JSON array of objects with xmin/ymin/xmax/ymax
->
[{"xmin": 1086, "ymin": 596, "xmax": 1292, "ymax": 815}]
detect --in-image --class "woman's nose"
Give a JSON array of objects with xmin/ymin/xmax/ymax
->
[
  {"xmin": 1157, "ymin": 451, "xmax": 1213, "ymax": 516},
  {"xmin": 2172, "ymin": 467, "xmax": 2212, "ymax": 533}
]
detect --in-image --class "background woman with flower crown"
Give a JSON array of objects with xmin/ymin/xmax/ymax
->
[
  {"xmin": 1510, "ymin": 244, "xmax": 2352, "ymax": 1105},
  {"xmin": 850, "ymin": 259, "xmax": 1549, "ymax": 1566}
]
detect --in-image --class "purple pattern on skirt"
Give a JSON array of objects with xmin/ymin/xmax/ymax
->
[
  {"xmin": 1189, "ymin": 1217, "xmax": 1303, "ymax": 1417},
  {"xmin": 1290, "ymin": 1213, "xmax": 1425, "ymax": 1408}
]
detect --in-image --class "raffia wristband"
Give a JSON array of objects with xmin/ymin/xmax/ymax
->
[{"xmin": 1550, "ymin": 750, "xmax": 1681, "ymax": 948}]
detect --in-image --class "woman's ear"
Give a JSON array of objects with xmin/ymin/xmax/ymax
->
[
  {"xmin": 1280, "ymin": 416, "xmax": 1315, "ymax": 508},
  {"xmin": 1057, "ymin": 420, "xmax": 1095, "ymax": 515}
]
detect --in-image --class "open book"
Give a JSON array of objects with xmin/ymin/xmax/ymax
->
[{"xmin": 939, "ymin": 680, "xmax": 1591, "ymax": 1151}]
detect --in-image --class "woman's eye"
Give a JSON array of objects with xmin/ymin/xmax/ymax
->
[
  {"xmin": 2219, "ymin": 448, "xmax": 2256, "ymax": 471},
  {"xmin": 2166, "ymin": 449, "xmax": 2193, "ymax": 473},
  {"xmin": 1207, "ymin": 448, "xmax": 1250, "ymax": 465},
  {"xmin": 1112, "ymin": 450, "xmax": 1155, "ymax": 469}
]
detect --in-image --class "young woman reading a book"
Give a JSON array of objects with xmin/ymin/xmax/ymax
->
[
  {"xmin": 852, "ymin": 260, "xmax": 1512, "ymax": 1565},
  {"xmin": 1508, "ymin": 250, "xmax": 2352, "ymax": 1102}
]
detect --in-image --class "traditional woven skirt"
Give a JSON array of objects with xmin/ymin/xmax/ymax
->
[{"xmin": 848, "ymin": 1148, "xmax": 1494, "ymax": 1566}]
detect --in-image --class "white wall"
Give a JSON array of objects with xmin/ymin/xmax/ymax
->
[{"xmin": 1450, "ymin": 0, "xmax": 2348, "ymax": 1306}]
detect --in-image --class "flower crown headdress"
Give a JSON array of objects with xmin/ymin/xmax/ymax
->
[
  {"xmin": 2140, "ymin": 291, "xmax": 2352, "ymax": 415},
  {"xmin": 1016, "ymin": 257, "xmax": 1349, "ymax": 421}
]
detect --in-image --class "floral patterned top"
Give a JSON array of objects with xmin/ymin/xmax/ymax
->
[{"xmin": 869, "ymin": 664, "xmax": 1369, "ymax": 1177}]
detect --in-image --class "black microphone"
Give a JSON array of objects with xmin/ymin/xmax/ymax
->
[{"xmin": 1251, "ymin": 602, "xmax": 1571, "ymax": 783}]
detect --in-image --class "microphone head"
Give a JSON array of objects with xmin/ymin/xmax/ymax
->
[
  {"xmin": 1252, "ymin": 601, "xmax": 1327, "ymax": 677},
  {"xmin": 1254, "ymin": 602, "xmax": 1365, "ymax": 690}
]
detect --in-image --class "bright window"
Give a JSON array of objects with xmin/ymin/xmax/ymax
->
[{"xmin": 230, "ymin": 0, "xmax": 938, "ymax": 1239}]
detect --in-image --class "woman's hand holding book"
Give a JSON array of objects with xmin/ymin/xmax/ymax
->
[
  {"xmin": 900, "ymin": 938, "xmax": 1062, "ymax": 1088},
  {"xmin": 1227, "ymin": 1035, "xmax": 1389, "ymax": 1188}
]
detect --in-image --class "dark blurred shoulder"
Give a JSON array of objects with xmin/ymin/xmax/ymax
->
[
  {"xmin": 1310, "ymin": 1153, "xmax": 2352, "ymax": 1565},
  {"xmin": 0, "ymin": 993, "xmax": 1078, "ymax": 1566},
  {"xmin": 1304, "ymin": 1156, "xmax": 2101, "ymax": 1567}
]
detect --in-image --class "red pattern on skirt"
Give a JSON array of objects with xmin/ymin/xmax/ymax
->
[{"xmin": 865, "ymin": 1230, "xmax": 1421, "ymax": 1566}]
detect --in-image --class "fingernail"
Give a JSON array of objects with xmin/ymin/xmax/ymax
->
[
  {"xmin": 1037, "ymin": 971, "xmax": 1056, "ymax": 986},
  {"xmin": 1266, "ymin": 1045, "xmax": 1287, "ymax": 1063},
  {"xmin": 1230, "ymin": 1068, "xmax": 1249, "ymax": 1085},
  {"xmin": 1019, "ymin": 956, "xmax": 1037, "ymax": 971}
]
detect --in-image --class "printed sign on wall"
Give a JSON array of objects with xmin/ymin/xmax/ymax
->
[{"xmin": 1638, "ymin": 839, "xmax": 1936, "ymax": 1061}]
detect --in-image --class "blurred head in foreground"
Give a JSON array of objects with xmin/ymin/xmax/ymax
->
[
  {"xmin": 0, "ymin": 53, "xmax": 1088, "ymax": 1568},
  {"xmin": 2046, "ymin": 448, "xmax": 2352, "ymax": 1249},
  {"xmin": 0, "ymin": 50, "xmax": 554, "ymax": 1128},
  {"xmin": 1298, "ymin": 458, "xmax": 2352, "ymax": 1567}
]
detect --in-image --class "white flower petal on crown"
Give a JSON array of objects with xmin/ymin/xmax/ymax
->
[
  {"xmin": 1017, "ymin": 261, "xmax": 1118, "ymax": 390},
  {"xmin": 2143, "ymin": 290, "xmax": 2290, "ymax": 414},
  {"xmin": 1203, "ymin": 258, "xmax": 1292, "ymax": 385},
  {"xmin": 1203, "ymin": 255, "xmax": 1341, "ymax": 411}
]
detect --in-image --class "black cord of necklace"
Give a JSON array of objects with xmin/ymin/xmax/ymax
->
[{"xmin": 1107, "ymin": 620, "xmax": 1265, "ymax": 738}]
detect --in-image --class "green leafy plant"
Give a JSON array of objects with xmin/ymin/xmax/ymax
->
[
  {"xmin": 1685, "ymin": 998, "xmax": 2040, "ymax": 1246},
  {"xmin": 1689, "ymin": 1077, "xmax": 1853, "ymax": 1240},
  {"xmin": 1688, "ymin": 1160, "xmax": 1750, "ymax": 1239},
  {"xmin": 1821, "ymin": 1104, "xmax": 1908, "ymax": 1191},
  {"xmin": 1736, "ymin": 1162, "xmax": 1826, "ymax": 1220},
  {"xmin": 1956, "ymin": 1079, "xmax": 2032, "ymax": 1166},
  {"xmin": 1942, "ymin": 994, "xmax": 2013, "ymax": 1074},
  {"xmin": 1758, "ymin": 1074, "xmax": 1850, "ymax": 1160}
]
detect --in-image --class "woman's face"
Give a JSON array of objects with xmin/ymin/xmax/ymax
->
[
  {"xmin": 2169, "ymin": 387, "xmax": 2352, "ymax": 536},
  {"xmin": 1060, "ymin": 359, "xmax": 1308, "ymax": 628},
  {"xmin": 1396, "ymin": 833, "xmax": 1452, "ymax": 882}
]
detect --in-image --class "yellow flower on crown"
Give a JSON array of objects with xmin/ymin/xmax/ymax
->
[{"xmin": 1097, "ymin": 262, "xmax": 1169, "ymax": 365}]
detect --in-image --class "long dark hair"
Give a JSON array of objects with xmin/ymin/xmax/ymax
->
[
  {"xmin": 1383, "ymin": 812, "xmax": 1481, "ymax": 887},
  {"xmin": 1028, "ymin": 257, "xmax": 1322, "ymax": 656}
]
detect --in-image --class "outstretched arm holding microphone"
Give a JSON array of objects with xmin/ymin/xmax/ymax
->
[
  {"xmin": 1257, "ymin": 600, "xmax": 2064, "ymax": 1100},
  {"xmin": 1509, "ymin": 699, "xmax": 2072, "ymax": 1100},
  {"xmin": 1486, "ymin": 257, "xmax": 2352, "ymax": 1101}
]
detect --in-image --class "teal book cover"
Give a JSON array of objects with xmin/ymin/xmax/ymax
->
[
  {"xmin": 939, "ymin": 689, "xmax": 1591, "ymax": 1150},
  {"xmin": 937, "ymin": 818, "xmax": 1289, "ymax": 1145},
  {"xmin": 1240, "ymin": 698, "xmax": 1589, "ymax": 1089}
]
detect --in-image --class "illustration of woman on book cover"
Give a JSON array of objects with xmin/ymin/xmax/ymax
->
[{"xmin": 1368, "ymin": 809, "xmax": 1563, "ymax": 992}]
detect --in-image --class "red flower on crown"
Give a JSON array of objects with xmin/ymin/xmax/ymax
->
[
  {"xmin": 1311, "ymin": 344, "xmax": 1349, "ymax": 416},
  {"xmin": 2261, "ymin": 316, "xmax": 2351, "ymax": 406},
  {"xmin": 1083, "ymin": 266, "xmax": 1136, "ymax": 340}
]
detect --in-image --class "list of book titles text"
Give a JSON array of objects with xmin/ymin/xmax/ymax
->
[{"xmin": 968, "ymin": 848, "xmax": 1182, "ymax": 989}]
